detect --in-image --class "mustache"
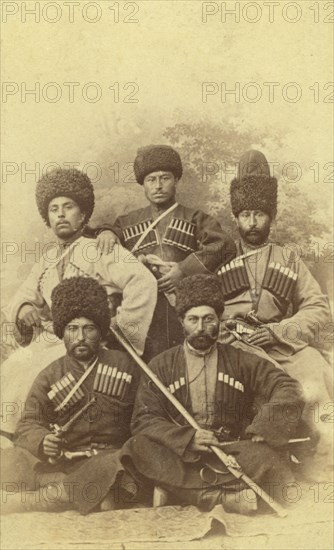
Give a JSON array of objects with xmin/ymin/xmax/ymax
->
[
  {"xmin": 191, "ymin": 332, "xmax": 216, "ymax": 340},
  {"xmin": 72, "ymin": 342, "xmax": 90, "ymax": 348}
]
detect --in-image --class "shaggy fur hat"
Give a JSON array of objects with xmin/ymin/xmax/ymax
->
[
  {"xmin": 134, "ymin": 145, "xmax": 183, "ymax": 184},
  {"xmin": 36, "ymin": 168, "xmax": 95, "ymax": 226},
  {"xmin": 51, "ymin": 277, "xmax": 111, "ymax": 339},
  {"xmin": 230, "ymin": 150, "xmax": 277, "ymax": 218},
  {"xmin": 175, "ymin": 274, "xmax": 225, "ymax": 318}
]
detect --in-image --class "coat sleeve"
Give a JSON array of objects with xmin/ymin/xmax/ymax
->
[
  {"xmin": 107, "ymin": 216, "xmax": 125, "ymax": 243},
  {"xmin": 14, "ymin": 369, "xmax": 54, "ymax": 459},
  {"xmin": 177, "ymin": 211, "xmax": 236, "ymax": 276},
  {"xmin": 5, "ymin": 262, "xmax": 49, "ymax": 346},
  {"xmin": 96, "ymin": 243, "xmax": 157, "ymax": 356},
  {"xmin": 82, "ymin": 223, "xmax": 117, "ymax": 238},
  {"xmin": 235, "ymin": 350, "xmax": 305, "ymax": 446},
  {"xmin": 131, "ymin": 359, "xmax": 196, "ymax": 458},
  {"xmin": 266, "ymin": 259, "xmax": 332, "ymax": 354}
]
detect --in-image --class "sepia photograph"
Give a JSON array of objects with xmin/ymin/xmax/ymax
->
[{"xmin": 1, "ymin": 1, "xmax": 333, "ymax": 549}]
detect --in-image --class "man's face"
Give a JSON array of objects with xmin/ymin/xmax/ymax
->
[
  {"xmin": 63, "ymin": 317, "xmax": 101, "ymax": 362},
  {"xmin": 48, "ymin": 196, "xmax": 85, "ymax": 240},
  {"xmin": 236, "ymin": 210, "xmax": 271, "ymax": 246},
  {"xmin": 143, "ymin": 171, "xmax": 177, "ymax": 206},
  {"xmin": 182, "ymin": 305, "xmax": 220, "ymax": 351}
]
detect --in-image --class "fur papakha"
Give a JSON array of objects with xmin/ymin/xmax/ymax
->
[
  {"xmin": 51, "ymin": 277, "xmax": 111, "ymax": 339},
  {"xmin": 36, "ymin": 168, "xmax": 95, "ymax": 226},
  {"xmin": 175, "ymin": 274, "xmax": 225, "ymax": 318},
  {"xmin": 230, "ymin": 175, "xmax": 278, "ymax": 218},
  {"xmin": 134, "ymin": 145, "xmax": 183, "ymax": 184},
  {"xmin": 231, "ymin": 150, "xmax": 278, "ymax": 218}
]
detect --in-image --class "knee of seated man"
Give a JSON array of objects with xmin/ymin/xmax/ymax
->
[{"xmin": 0, "ymin": 447, "xmax": 38, "ymax": 489}]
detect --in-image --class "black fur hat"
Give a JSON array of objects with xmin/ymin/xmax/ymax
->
[
  {"xmin": 36, "ymin": 168, "xmax": 95, "ymax": 226},
  {"xmin": 134, "ymin": 145, "xmax": 183, "ymax": 184},
  {"xmin": 175, "ymin": 274, "xmax": 225, "ymax": 318},
  {"xmin": 51, "ymin": 277, "xmax": 111, "ymax": 339},
  {"xmin": 230, "ymin": 150, "xmax": 277, "ymax": 218}
]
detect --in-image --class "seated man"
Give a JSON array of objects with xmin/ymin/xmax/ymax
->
[
  {"xmin": 218, "ymin": 150, "xmax": 333, "ymax": 455},
  {"xmin": 130, "ymin": 274, "xmax": 305, "ymax": 514},
  {"xmin": 1, "ymin": 277, "xmax": 144, "ymax": 515},
  {"xmin": 1, "ymin": 168, "xmax": 157, "ymax": 435}
]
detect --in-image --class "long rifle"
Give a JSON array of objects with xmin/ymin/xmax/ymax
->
[{"xmin": 110, "ymin": 326, "xmax": 288, "ymax": 518}]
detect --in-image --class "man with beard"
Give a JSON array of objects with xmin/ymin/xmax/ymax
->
[
  {"xmin": 1, "ymin": 168, "xmax": 157, "ymax": 436},
  {"xmin": 129, "ymin": 274, "xmax": 304, "ymax": 514},
  {"xmin": 1, "ymin": 277, "xmax": 145, "ymax": 515},
  {"xmin": 97, "ymin": 145, "xmax": 236, "ymax": 359},
  {"xmin": 218, "ymin": 150, "xmax": 333, "ymax": 464}
]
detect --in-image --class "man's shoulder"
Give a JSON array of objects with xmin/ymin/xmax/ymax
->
[
  {"xmin": 100, "ymin": 347, "xmax": 135, "ymax": 368},
  {"xmin": 217, "ymin": 342, "xmax": 241, "ymax": 357},
  {"xmin": 33, "ymin": 355, "xmax": 67, "ymax": 383},
  {"xmin": 149, "ymin": 344, "xmax": 184, "ymax": 366},
  {"xmin": 116, "ymin": 206, "xmax": 151, "ymax": 226},
  {"xmin": 175, "ymin": 203, "xmax": 207, "ymax": 219},
  {"xmin": 217, "ymin": 342, "xmax": 257, "ymax": 364}
]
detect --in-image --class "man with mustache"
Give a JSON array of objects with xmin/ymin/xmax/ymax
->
[
  {"xmin": 130, "ymin": 274, "xmax": 304, "ymax": 514},
  {"xmin": 98, "ymin": 145, "xmax": 236, "ymax": 360},
  {"xmin": 218, "ymin": 150, "xmax": 333, "ymax": 464},
  {"xmin": 1, "ymin": 168, "xmax": 157, "ymax": 436},
  {"xmin": 2, "ymin": 277, "xmax": 144, "ymax": 514}
]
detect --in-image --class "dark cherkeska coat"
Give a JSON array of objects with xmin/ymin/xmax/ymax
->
[
  {"xmin": 113, "ymin": 204, "xmax": 236, "ymax": 358},
  {"xmin": 12, "ymin": 348, "xmax": 140, "ymax": 514},
  {"xmin": 129, "ymin": 343, "xmax": 304, "ymax": 496}
]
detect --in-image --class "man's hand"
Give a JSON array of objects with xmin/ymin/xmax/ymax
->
[
  {"xmin": 188, "ymin": 429, "xmax": 221, "ymax": 453},
  {"xmin": 96, "ymin": 230, "xmax": 119, "ymax": 255},
  {"xmin": 18, "ymin": 305, "xmax": 42, "ymax": 328},
  {"xmin": 42, "ymin": 433, "xmax": 63, "ymax": 457},
  {"xmin": 246, "ymin": 327, "xmax": 275, "ymax": 348},
  {"xmin": 158, "ymin": 264, "xmax": 183, "ymax": 293}
]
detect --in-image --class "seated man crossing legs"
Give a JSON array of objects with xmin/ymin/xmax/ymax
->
[{"xmin": 1, "ymin": 277, "xmax": 147, "ymax": 515}]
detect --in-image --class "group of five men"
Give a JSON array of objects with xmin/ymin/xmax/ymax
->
[{"xmin": 1, "ymin": 145, "xmax": 332, "ymax": 515}]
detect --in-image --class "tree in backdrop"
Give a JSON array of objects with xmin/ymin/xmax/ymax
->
[
  {"xmin": 162, "ymin": 121, "xmax": 332, "ymax": 297},
  {"xmin": 1, "ymin": 119, "xmax": 332, "ymax": 362},
  {"xmin": 90, "ymin": 119, "xmax": 331, "ymax": 291}
]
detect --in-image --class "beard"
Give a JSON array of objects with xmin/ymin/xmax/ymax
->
[
  {"xmin": 67, "ymin": 342, "xmax": 98, "ymax": 362},
  {"xmin": 186, "ymin": 328, "xmax": 219, "ymax": 351},
  {"xmin": 239, "ymin": 224, "xmax": 271, "ymax": 246}
]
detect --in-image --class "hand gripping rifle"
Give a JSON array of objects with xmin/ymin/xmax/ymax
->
[
  {"xmin": 48, "ymin": 397, "xmax": 96, "ymax": 464},
  {"xmin": 110, "ymin": 327, "xmax": 288, "ymax": 518}
]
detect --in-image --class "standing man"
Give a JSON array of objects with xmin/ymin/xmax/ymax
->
[
  {"xmin": 1, "ymin": 168, "xmax": 157, "ymax": 435},
  {"xmin": 130, "ymin": 274, "xmax": 304, "ymax": 513},
  {"xmin": 104, "ymin": 145, "xmax": 236, "ymax": 358},
  {"xmin": 218, "ymin": 150, "xmax": 332, "ymax": 449},
  {"xmin": 2, "ymin": 277, "xmax": 144, "ymax": 515}
]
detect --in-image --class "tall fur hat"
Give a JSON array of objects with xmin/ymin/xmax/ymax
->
[
  {"xmin": 230, "ymin": 150, "xmax": 277, "ymax": 218},
  {"xmin": 175, "ymin": 274, "xmax": 225, "ymax": 318},
  {"xmin": 51, "ymin": 277, "xmax": 111, "ymax": 339},
  {"xmin": 134, "ymin": 145, "xmax": 183, "ymax": 184},
  {"xmin": 36, "ymin": 168, "xmax": 95, "ymax": 226}
]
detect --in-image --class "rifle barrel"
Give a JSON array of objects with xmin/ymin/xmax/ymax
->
[{"xmin": 110, "ymin": 326, "xmax": 288, "ymax": 517}]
